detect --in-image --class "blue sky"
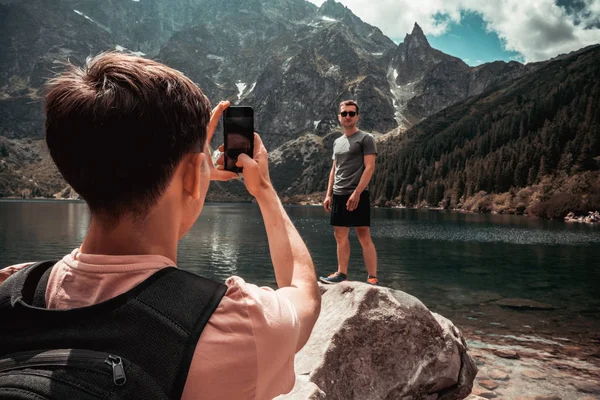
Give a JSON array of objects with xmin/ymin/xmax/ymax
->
[
  {"xmin": 427, "ymin": 12, "xmax": 525, "ymax": 66},
  {"xmin": 308, "ymin": 0, "xmax": 600, "ymax": 65}
]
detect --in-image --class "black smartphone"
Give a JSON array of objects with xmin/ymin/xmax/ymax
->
[{"xmin": 223, "ymin": 106, "xmax": 254, "ymax": 173}]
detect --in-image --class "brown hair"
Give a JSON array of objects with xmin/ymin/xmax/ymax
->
[
  {"xmin": 339, "ymin": 100, "xmax": 359, "ymax": 114},
  {"xmin": 45, "ymin": 51, "xmax": 211, "ymax": 220}
]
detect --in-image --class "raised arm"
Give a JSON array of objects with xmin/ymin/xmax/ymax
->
[{"xmin": 234, "ymin": 134, "xmax": 321, "ymax": 351}]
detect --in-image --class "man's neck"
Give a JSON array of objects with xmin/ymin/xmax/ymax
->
[
  {"xmin": 344, "ymin": 127, "xmax": 359, "ymax": 137},
  {"xmin": 80, "ymin": 209, "xmax": 178, "ymax": 262}
]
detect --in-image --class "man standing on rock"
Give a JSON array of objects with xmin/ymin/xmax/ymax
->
[{"xmin": 320, "ymin": 100, "xmax": 379, "ymax": 285}]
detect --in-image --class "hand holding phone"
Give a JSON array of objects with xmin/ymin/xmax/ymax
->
[
  {"xmin": 223, "ymin": 106, "xmax": 254, "ymax": 173},
  {"xmin": 206, "ymin": 101, "xmax": 238, "ymax": 182},
  {"xmin": 235, "ymin": 133, "xmax": 272, "ymax": 197}
]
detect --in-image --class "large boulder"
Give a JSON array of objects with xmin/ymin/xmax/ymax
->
[{"xmin": 278, "ymin": 282, "xmax": 477, "ymax": 400}]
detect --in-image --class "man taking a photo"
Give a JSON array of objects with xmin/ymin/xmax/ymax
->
[{"xmin": 0, "ymin": 52, "xmax": 321, "ymax": 400}]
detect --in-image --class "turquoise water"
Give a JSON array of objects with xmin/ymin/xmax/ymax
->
[{"xmin": 1, "ymin": 200, "xmax": 599, "ymax": 344}]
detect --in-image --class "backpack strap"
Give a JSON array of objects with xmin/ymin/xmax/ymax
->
[
  {"xmin": 134, "ymin": 268, "xmax": 228, "ymax": 399},
  {"xmin": 0, "ymin": 262, "xmax": 228, "ymax": 400},
  {"xmin": 33, "ymin": 263, "xmax": 54, "ymax": 307},
  {"xmin": 0, "ymin": 260, "xmax": 56, "ymax": 308}
]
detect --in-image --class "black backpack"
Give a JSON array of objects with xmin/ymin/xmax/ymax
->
[{"xmin": 0, "ymin": 261, "xmax": 227, "ymax": 400}]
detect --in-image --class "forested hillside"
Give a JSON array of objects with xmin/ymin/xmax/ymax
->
[{"xmin": 371, "ymin": 45, "xmax": 600, "ymax": 219}]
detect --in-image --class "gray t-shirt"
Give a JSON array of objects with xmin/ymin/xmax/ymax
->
[{"xmin": 332, "ymin": 130, "xmax": 377, "ymax": 195}]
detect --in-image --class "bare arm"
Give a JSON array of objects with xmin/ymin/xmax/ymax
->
[
  {"xmin": 327, "ymin": 160, "xmax": 335, "ymax": 197},
  {"xmin": 255, "ymin": 189, "xmax": 320, "ymax": 350},
  {"xmin": 235, "ymin": 134, "xmax": 321, "ymax": 352},
  {"xmin": 354, "ymin": 154, "xmax": 376, "ymax": 194},
  {"xmin": 323, "ymin": 160, "xmax": 336, "ymax": 212}
]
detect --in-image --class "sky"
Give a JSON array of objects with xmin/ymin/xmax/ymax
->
[{"xmin": 307, "ymin": 0, "xmax": 600, "ymax": 66}]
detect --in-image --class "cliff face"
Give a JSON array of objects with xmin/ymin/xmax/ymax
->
[
  {"xmin": 390, "ymin": 23, "xmax": 536, "ymax": 123},
  {"xmin": 0, "ymin": 0, "xmax": 538, "ymax": 199}
]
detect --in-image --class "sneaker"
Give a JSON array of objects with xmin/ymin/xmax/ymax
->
[
  {"xmin": 366, "ymin": 275, "xmax": 379, "ymax": 285},
  {"xmin": 319, "ymin": 271, "xmax": 348, "ymax": 284}
]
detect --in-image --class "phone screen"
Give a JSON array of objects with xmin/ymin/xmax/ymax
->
[{"xmin": 223, "ymin": 106, "xmax": 254, "ymax": 173}]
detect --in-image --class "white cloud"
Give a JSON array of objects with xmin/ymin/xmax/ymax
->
[
  {"xmin": 307, "ymin": 0, "xmax": 600, "ymax": 62},
  {"xmin": 582, "ymin": 0, "xmax": 600, "ymax": 22}
]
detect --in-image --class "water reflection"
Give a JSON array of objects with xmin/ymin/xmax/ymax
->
[
  {"xmin": 1, "ymin": 200, "xmax": 599, "ymax": 341},
  {"xmin": 0, "ymin": 200, "xmax": 89, "ymax": 264},
  {"xmin": 178, "ymin": 204, "xmax": 274, "ymax": 284}
]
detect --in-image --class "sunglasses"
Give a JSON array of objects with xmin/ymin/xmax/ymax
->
[{"xmin": 340, "ymin": 111, "xmax": 357, "ymax": 117}]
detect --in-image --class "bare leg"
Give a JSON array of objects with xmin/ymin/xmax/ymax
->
[
  {"xmin": 355, "ymin": 227, "xmax": 377, "ymax": 277},
  {"xmin": 334, "ymin": 226, "xmax": 351, "ymax": 275}
]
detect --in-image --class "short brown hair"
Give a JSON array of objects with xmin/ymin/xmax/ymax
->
[
  {"xmin": 339, "ymin": 100, "xmax": 359, "ymax": 114},
  {"xmin": 45, "ymin": 52, "xmax": 211, "ymax": 219}
]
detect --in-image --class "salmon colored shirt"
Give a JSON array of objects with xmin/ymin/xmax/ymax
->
[{"xmin": 0, "ymin": 249, "xmax": 300, "ymax": 400}]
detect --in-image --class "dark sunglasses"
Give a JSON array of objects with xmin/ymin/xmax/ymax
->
[{"xmin": 340, "ymin": 111, "xmax": 357, "ymax": 117}]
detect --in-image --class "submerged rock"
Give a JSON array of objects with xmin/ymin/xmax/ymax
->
[
  {"xmin": 495, "ymin": 298, "xmax": 555, "ymax": 310},
  {"xmin": 493, "ymin": 349, "xmax": 520, "ymax": 359},
  {"xmin": 277, "ymin": 282, "xmax": 477, "ymax": 400}
]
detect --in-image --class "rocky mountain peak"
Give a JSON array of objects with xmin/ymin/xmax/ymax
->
[
  {"xmin": 318, "ymin": 0, "xmax": 351, "ymax": 19},
  {"xmin": 392, "ymin": 22, "xmax": 440, "ymax": 85},
  {"xmin": 314, "ymin": 0, "xmax": 396, "ymax": 54},
  {"xmin": 403, "ymin": 22, "xmax": 430, "ymax": 50}
]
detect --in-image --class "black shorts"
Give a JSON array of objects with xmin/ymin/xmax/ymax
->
[{"xmin": 330, "ymin": 191, "xmax": 371, "ymax": 227}]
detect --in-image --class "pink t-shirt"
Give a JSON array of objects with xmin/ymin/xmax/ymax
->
[{"xmin": 0, "ymin": 249, "xmax": 300, "ymax": 400}]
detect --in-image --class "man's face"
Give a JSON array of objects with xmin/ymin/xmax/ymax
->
[{"xmin": 338, "ymin": 105, "xmax": 359, "ymax": 128}]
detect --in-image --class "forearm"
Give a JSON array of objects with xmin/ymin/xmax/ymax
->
[
  {"xmin": 235, "ymin": 133, "xmax": 320, "ymax": 353},
  {"xmin": 354, "ymin": 165, "xmax": 375, "ymax": 194},
  {"xmin": 326, "ymin": 165, "xmax": 335, "ymax": 197},
  {"xmin": 255, "ymin": 188, "xmax": 317, "ymax": 289}
]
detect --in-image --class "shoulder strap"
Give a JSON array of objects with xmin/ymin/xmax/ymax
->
[
  {"xmin": 0, "ymin": 260, "xmax": 56, "ymax": 309},
  {"xmin": 33, "ymin": 264, "xmax": 53, "ymax": 307},
  {"xmin": 134, "ymin": 268, "xmax": 227, "ymax": 399},
  {"xmin": 0, "ymin": 262, "xmax": 227, "ymax": 400}
]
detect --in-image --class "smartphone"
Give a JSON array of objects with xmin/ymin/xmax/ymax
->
[{"xmin": 223, "ymin": 106, "xmax": 254, "ymax": 173}]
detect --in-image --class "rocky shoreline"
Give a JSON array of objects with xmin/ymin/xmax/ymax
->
[
  {"xmin": 434, "ymin": 293, "xmax": 600, "ymax": 399},
  {"xmin": 279, "ymin": 193, "xmax": 600, "ymax": 225},
  {"xmin": 464, "ymin": 328, "xmax": 600, "ymax": 399},
  {"xmin": 274, "ymin": 281, "xmax": 600, "ymax": 399},
  {"xmin": 564, "ymin": 211, "xmax": 600, "ymax": 224}
]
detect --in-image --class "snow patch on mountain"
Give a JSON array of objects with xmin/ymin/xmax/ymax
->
[
  {"xmin": 236, "ymin": 82, "xmax": 247, "ymax": 100},
  {"xmin": 73, "ymin": 10, "xmax": 111, "ymax": 33},
  {"xmin": 387, "ymin": 67, "xmax": 418, "ymax": 129}
]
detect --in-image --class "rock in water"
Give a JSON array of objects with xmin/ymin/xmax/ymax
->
[
  {"xmin": 494, "ymin": 298, "xmax": 555, "ymax": 310},
  {"xmin": 277, "ymin": 282, "xmax": 477, "ymax": 400}
]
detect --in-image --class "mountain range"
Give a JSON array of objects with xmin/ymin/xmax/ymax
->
[{"xmin": 1, "ymin": 0, "xmax": 598, "ymax": 217}]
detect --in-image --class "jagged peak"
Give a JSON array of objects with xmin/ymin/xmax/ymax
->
[
  {"xmin": 411, "ymin": 23, "xmax": 424, "ymax": 37},
  {"xmin": 318, "ymin": 0, "xmax": 349, "ymax": 18},
  {"xmin": 403, "ymin": 22, "xmax": 430, "ymax": 48}
]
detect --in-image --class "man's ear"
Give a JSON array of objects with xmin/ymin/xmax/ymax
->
[{"xmin": 183, "ymin": 152, "xmax": 206, "ymax": 200}]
